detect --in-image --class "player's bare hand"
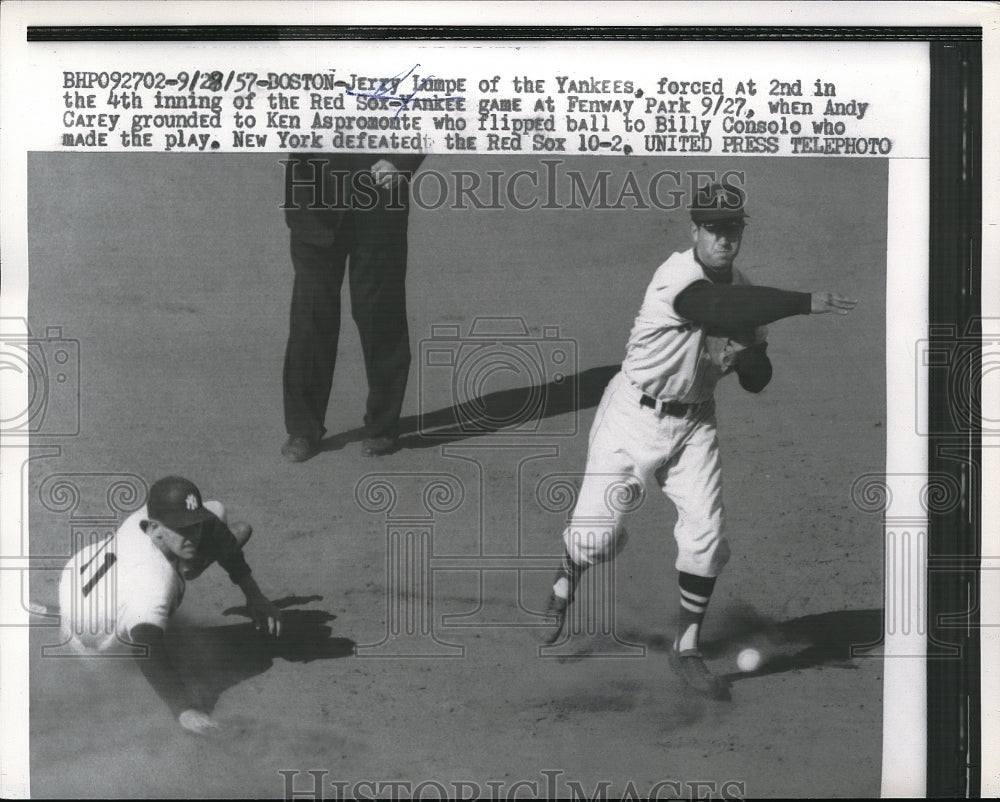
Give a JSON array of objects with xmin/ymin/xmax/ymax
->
[
  {"xmin": 179, "ymin": 709, "xmax": 222, "ymax": 735},
  {"xmin": 811, "ymin": 292, "xmax": 858, "ymax": 315},
  {"xmin": 370, "ymin": 158, "xmax": 402, "ymax": 189},
  {"xmin": 248, "ymin": 595, "xmax": 283, "ymax": 636}
]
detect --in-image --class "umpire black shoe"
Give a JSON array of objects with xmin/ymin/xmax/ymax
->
[
  {"xmin": 281, "ymin": 435, "xmax": 318, "ymax": 463},
  {"xmin": 668, "ymin": 647, "xmax": 731, "ymax": 701}
]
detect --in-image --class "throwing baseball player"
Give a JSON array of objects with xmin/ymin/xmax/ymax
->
[
  {"xmin": 58, "ymin": 476, "xmax": 282, "ymax": 734},
  {"xmin": 539, "ymin": 181, "xmax": 858, "ymax": 700}
]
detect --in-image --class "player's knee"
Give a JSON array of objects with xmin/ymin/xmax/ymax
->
[{"xmin": 563, "ymin": 523, "xmax": 628, "ymax": 566}]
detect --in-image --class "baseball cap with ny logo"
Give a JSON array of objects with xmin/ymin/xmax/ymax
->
[{"xmin": 146, "ymin": 475, "xmax": 216, "ymax": 531}]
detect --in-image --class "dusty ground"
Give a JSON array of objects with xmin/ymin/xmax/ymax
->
[{"xmin": 25, "ymin": 154, "xmax": 886, "ymax": 798}]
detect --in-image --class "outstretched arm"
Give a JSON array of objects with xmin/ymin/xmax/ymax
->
[
  {"xmin": 129, "ymin": 623, "xmax": 220, "ymax": 734},
  {"xmin": 196, "ymin": 508, "xmax": 280, "ymax": 635},
  {"xmin": 675, "ymin": 281, "xmax": 857, "ymax": 334}
]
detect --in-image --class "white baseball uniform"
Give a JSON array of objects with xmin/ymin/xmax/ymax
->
[
  {"xmin": 562, "ymin": 248, "xmax": 764, "ymax": 577},
  {"xmin": 58, "ymin": 501, "xmax": 227, "ymax": 652}
]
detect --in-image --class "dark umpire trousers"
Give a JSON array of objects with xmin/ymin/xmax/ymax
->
[{"xmin": 282, "ymin": 206, "xmax": 411, "ymax": 442}]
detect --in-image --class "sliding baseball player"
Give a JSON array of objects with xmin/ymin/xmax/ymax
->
[{"xmin": 58, "ymin": 475, "xmax": 282, "ymax": 733}]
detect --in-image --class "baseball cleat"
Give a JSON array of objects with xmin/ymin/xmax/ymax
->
[
  {"xmin": 282, "ymin": 435, "xmax": 318, "ymax": 463},
  {"xmin": 536, "ymin": 591, "xmax": 572, "ymax": 645},
  {"xmin": 668, "ymin": 648, "xmax": 731, "ymax": 701}
]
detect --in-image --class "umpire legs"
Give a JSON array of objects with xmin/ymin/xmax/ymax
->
[
  {"xmin": 347, "ymin": 211, "xmax": 412, "ymax": 441},
  {"xmin": 282, "ymin": 228, "xmax": 349, "ymax": 440},
  {"xmin": 283, "ymin": 206, "xmax": 412, "ymax": 444}
]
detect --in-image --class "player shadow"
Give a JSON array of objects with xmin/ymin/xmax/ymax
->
[
  {"xmin": 627, "ymin": 607, "xmax": 883, "ymax": 681},
  {"xmin": 318, "ymin": 364, "xmax": 619, "ymax": 453},
  {"xmin": 166, "ymin": 595, "xmax": 354, "ymax": 713},
  {"xmin": 713, "ymin": 608, "xmax": 883, "ymax": 682}
]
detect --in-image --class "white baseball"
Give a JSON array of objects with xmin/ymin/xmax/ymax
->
[{"xmin": 737, "ymin": 647, "xmax": 762, "ymax": 672}]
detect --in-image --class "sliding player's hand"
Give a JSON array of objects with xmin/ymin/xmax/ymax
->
[{"xmin": 248, "ymin": 594, "xmax": 283, "ymax": 637}]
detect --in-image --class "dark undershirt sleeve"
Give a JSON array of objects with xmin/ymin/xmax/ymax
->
[
  {"xmin": 203, "ymin": 517, "xmax": 252, "ymax": 584},
  {"xmin": 675, "ymin": 281, "xmax": 811, "ymax": 333},
  {"xmin": 130, "ymin": 623, "xmax": 201, "ymax": 718}
]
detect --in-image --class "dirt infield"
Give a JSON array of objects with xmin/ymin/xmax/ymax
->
[{"xmin": 26, "ymin": 154, "xmax": 886, "ymax": 798}]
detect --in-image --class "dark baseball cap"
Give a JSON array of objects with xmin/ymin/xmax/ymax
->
[
  {"xmin": 690, "ymin": 182, "xmax": 748, "ymax": 223},
  {"xmin": 146, "ymin": 476, "xmax": 216, "ymax": 531}
]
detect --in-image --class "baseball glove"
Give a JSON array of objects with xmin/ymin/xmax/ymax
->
[{"xmin": 733, "ymin": 341, "xmax": 772, "ymax": 393}]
